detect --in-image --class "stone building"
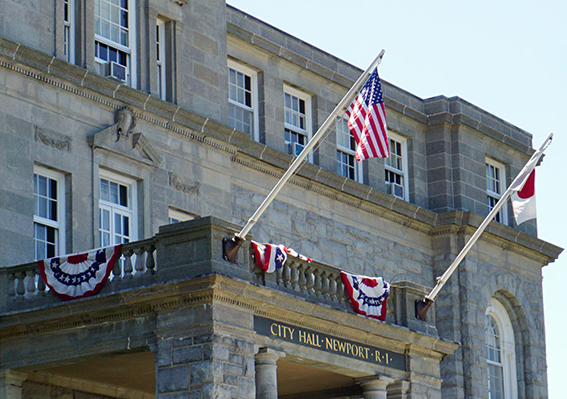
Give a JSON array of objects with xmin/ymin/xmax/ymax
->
[{"xmin": 0, "ymin": 1, "xmax": 561, "ymax": 398}]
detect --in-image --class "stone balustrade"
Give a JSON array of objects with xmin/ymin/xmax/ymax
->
[
  {"xmin": 254, "ymin": 256, "xmax": 349, "ymax": 310},
  {"xmin": 2, "ymin": 238, "xmax": 157, "ymax": 312},
  {"xmin": 0, "ymin": 217, "xmax": 435, "ymax": 335}
]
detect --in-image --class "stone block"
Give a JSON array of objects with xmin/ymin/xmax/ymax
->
[
  {"xmin": 201, "ymin": 383, "xmax": 233, "ymax": 399},
  {"xmin": 156, "ymin": 339, "xmax": 173, "ymax": 367},
  {"xmin": 202, "ymin": 343, "xmax": 230, "ymax": 362},
  {"xmin": 157, "ymin": 365, "xmax": 190, "ymax": 393},
  {"xmin": 190, "ymin": 361, "xmax": 224, "ymax": 385},
  {"xmin": 173, "ymin": 346, "xmax": 203, "ymax": 364}
]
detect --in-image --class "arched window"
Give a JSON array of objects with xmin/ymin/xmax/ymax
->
[{"xmin": 485, "ymin": 298, "xmax": 517, "ymax": 399}]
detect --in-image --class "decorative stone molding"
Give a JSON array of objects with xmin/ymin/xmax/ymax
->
[
  {"xmin": 34, "ymin": 125, "xmax": 72, "ymax": 151},
  {"xmin": 355, "ymin": 375, "xmax": 396, "ymax": 399},
  {"xmin": 88, "ymin": 108, "xmax": 163, "ymax": 167},
  {"xmin": 168, "ymin": 172, "xmax": 200, "ymax": 195},
  {"xmin": 115, "ymin": 107, "xmax": 136, "ymax": 140}
]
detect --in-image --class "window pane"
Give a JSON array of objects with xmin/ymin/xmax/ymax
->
[
  {"xmin": 109, "ymin": 181, "xmax": 119, "ymax": 204},
  {"xmin": 119, "ymin": 184, "xmax": 128, "ymax": 206},
  {"xmin": 37, "ymin": 175, "xmax": 47, "ymax": 196},
  {"xmin": 115, "ymin": 213, "xmax": 122, "ymax": 235}
]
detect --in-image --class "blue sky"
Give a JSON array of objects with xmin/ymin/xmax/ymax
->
[{"xmin": 227, "ymin": 0, "xmax": 567, "ymax": 396}]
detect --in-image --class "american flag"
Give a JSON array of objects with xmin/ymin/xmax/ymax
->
[{"xmin": 346, "ymin": 68, "xmax": 389, "ymax": 161}]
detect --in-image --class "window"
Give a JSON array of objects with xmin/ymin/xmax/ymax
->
[
  {"xmin": 485, "ymin": 298, "xmax": 517, "ymax": 399},
  {"xmin": 284, "ymin": 85, "xmax": 311, "ymax": 159},
  {"xmin": 99, "ymin": 172, "xmax": 137, "ymax": 248},
  {"xmin": 94, "ymin": 0, "xmax": 136, "ymax": 86},
  {"xmin": 64, "ymin": 0, "xmax": 75, "ymax": 63},
  {"xmin": 486, "ymin": 159, "xmax": 507, "ymax": 224},
  {"xmin": 384, "ymin": 133, "xmax": 408, "ymax": 200},
  {"xmin": 486, "ymin": 315, "xmax": 505, "ymax": 398},
  {"xmin": 228, "ymin": 60, "xmax": 258, "ymax": 140},
  {"xmin": 168, "ymin": 208, "xmax": 196, "ymax": 224},
  {"xmin": 34, "ymin": 166, "xmax": 65, "ymax": 260},
  {"xmin": 336, "ymin": 116, "xmax": 362, "ymax": 183},
  {"xmin": 156, "ymin": 18, "xmax": 166, "ymax": 100}
]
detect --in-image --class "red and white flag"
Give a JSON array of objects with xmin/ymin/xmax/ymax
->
[
  {"xmin": 346, "ymin": 68, "xmax": 389, "ymax": 161},
  {"xmin": 341, "ymin": 271, "xmax": 390, "ymax": 321},
  {"xmin": 511, "ymin": 169, "xmax": 537, "ymax": 225},
  {"xmin": 38, "ymin": 245, "xmax": 121, "ymax": 300}
]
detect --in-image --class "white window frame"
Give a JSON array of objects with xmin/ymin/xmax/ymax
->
[
  {"xmin": 228, "ymin": 59, "xmax": 259, "ymax": 141},
  {"xmin": 156, "ymin": 17, "xmax": 167, "ymax": 100},
  {"xmin": 33, "ymin": 166, "xmax": 66, "ymax": 260},
  {"xmin": 384, "ymin": 132, "xmax": 409, "ymax": 200},
  {"xmin": 168, "ymin": 208, "xmax": 196, "ymax": 224},
  {"xmin": 336, "ymin": 116, "xmax": 363, "ymax": 183},
  {"xmin": 486, "ymin": 298, "xmax": 517, "ymax": 399},
  {"xmin": 284, "ymin": 84, "xmax": 312, "ymax": 162},
  {"xmin": 486, "ymin": 158, "xmax": 508, "ymax": 225},
  {"xmin": 64, "ymin": 0, "xmax": 75, "ymax": 64},
  {"xmin": 98, "ymin": 170, "xmax": 138, "ymax": 248},
  {"xmin": 94, "ymin": 0, "xmax": 137, "ymax": 87}
]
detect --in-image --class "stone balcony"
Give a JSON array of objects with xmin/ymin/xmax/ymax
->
[
  {"xmin": 1, "ymin": 216, "xmax": 436, "ymax": 336},
  {"xmin": 0, "ymin": 217, "xmax": 454, "ymax": 398}
]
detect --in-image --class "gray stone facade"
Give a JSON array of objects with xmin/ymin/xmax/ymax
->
[{"xmin": 0, "ymin": 1, "xmax": 561, "ymax": 398}]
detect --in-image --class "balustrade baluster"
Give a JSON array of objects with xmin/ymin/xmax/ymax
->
[
  {"xmin": 26, "ymin": 270, "xmax": 36, "ymax": 294},
  {"xmin": 328, "ymin": 273, "xmax": 338, "ymax": 301},
  {"xmin": 145, "ymin": 245, "xmax": 156, "ymax": 272},
  {"xmin": 123, "ymin": 250, "xmax": 134, "ymax": 277},
  {"xmin": 276, "ymin": 265, "xmax": 283, "ymax": 286},
  {"xmin": 305, "ymin": 266, "xmax": 315, "ymax": 295},
  {"xmin": 320, "ymin": 271, "xmax": 330, "ymax": 299},
  {"xmin": 16, "ymin": 272, "xmax": 25, "ymax": 296},
  {"xmin": 313, "ymin": 269, "xmax": 322, "ymax": 296},
  {"xmin": 336, "ymin": 275, "xmax": 346, "ymax": 303},
  {"xmin": 290, "ymin": 262, "xmax": 300, "ymax": 290},
  {"xmin": 37, "ymin": 275, "xmax": 46, "ymax": 293},
  {"xmin": 297, "ymin": 263, "xmax": 307, "ymax": 292},
  {"xmin": 8, "ymin": 273, "xmax": 16, "ymax": 297},
  {"xmin": 282, "ymin": 262, "xmax": 291, "ymax": 287},
  {"xmin": 134, "ymin": 248, "xmax": 145, "ymax": 273},
  {"xmin": 113, "ymin": 249, "xmax": 125, "ymax": 279}
]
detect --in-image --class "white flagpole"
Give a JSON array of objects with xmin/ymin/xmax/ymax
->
[
  {"xmin": 416, "ymin": 132, "xmax": 553, "ymax": 320},
  {"xmin": 223, "ymin": 50, "xmax": 386, "ymax": 262}
]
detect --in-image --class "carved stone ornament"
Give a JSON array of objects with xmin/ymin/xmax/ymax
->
[
  {"xmin": 34, "ymin": 125, "xmax": 72, "ymax": 151},
  {"xmin": 115, "ymin": 107, "xmax": 136, "ymax": 140},
  {"xmin": 169, "ymin": 172, "xmax": 200, "ymax": 195},
  {"xmin": 87, "ymin": 108, "xmax": 163, "ymax": 167}
]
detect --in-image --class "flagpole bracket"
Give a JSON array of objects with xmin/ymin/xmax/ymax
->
[
  {"xmin": 222, "ymin": 235, "xmax": 245, "ymax": 264},
  {"xmin": 415, "ymin": 297, "xmax": 434, "ymax": 321}
]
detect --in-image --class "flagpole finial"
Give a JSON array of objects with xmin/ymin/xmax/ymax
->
[
  {"xmin": 222, "ymin": 234, "xmax": 245, "ymax": 264},
  {"xmin": 415, "ymin": 297, "xmax": 434, "ymax": 321}
]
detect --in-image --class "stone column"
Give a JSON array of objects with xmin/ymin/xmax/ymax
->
[
  {"xmin": 255, "ymin": 348, "xmax": 285, "ymax": 399},
  {"xmin": 0, "ymin": 370, "xmax": 27, "ymax": 399},
  {"xmin": 387, "ymin": 380, "xmax": 410, "ymax": 399},
  {"xmin": 355, "ymin": 375, "xmax": 395, "ymax": 399}
]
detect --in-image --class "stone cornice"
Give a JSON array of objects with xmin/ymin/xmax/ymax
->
[
  {"xmin": 430, "ymin": 211, "xmax": 562, "ymax": 264},
  {"xmin": 0, "ymin": 274, "xmax": 458, "ymax": 358}
]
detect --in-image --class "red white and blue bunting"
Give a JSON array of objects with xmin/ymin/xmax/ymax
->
[
  {"xmin": 341, "ymin": 271, "xmax": 390, "ymax": 321},
  {"xmin": 251, "ymin": 241, "xmax": 312, "ymax": 273},
  {"xmin": 37, "ymin": 245, "xmax": 122, "ymax": 300}
]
